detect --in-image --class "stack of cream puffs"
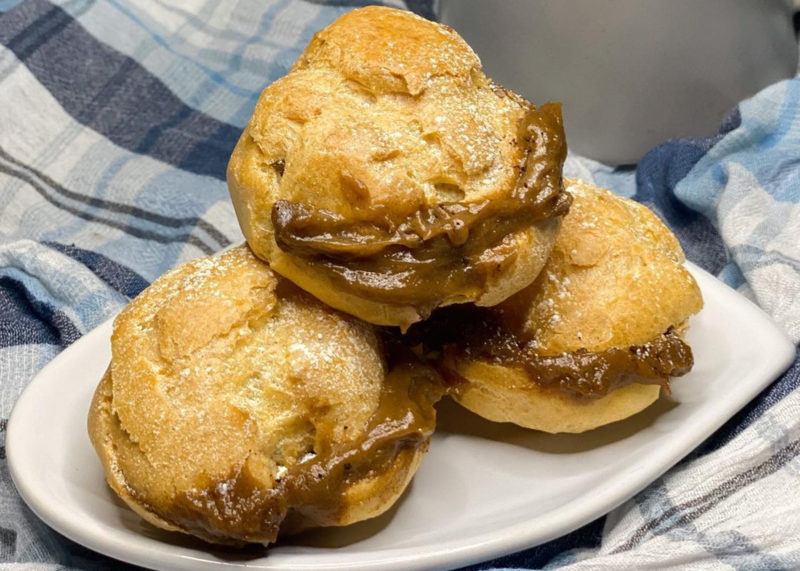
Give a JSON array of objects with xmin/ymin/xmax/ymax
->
[{"xmin": 88, "ymin": 6, "xmax": 702, "ymax": 547}]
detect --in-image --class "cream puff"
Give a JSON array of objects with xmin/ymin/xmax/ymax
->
[
  {"xmin": 427, "ymin": 179, "xmax": 703, "ymax": 433},
  {"xmin": 227, "ymin": 6, "xmax": 570, "ymax": 330},
  {"xmin": 88, "ymin": 245, "xmax": 440, "ymax": 545}
]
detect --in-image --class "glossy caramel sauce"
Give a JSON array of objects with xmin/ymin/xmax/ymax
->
[{"xmin": 406, "ymin": 305, "xmax": 693, "ymax": 400}]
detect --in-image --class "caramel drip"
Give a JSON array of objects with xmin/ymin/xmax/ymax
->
[
  {"xmin": 408, "ymin": 305, "xmax": 693, "ymax": 400},
  {"xmin": 447, "ymin": 329, "xmax": 692, "ymax": 400}
]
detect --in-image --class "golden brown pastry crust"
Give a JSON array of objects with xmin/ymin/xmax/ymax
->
[
  {"xmin": 500, "ymin": 179, "xmax": 702, "ymax": 354},
  {"xmin": 442, "ymin": 179, "xmax": 703, "ymax": 433},
  {"xmin": 227, "ymin": 6, "xmax": 568, "ymax": 329},
  {"xmin": 88, "ymin": 245, "xmax": 440, "ymax": 545}
]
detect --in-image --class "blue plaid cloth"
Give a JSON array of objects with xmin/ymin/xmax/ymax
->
[{"xmin": 1, "ymin": 1, "xmax": 798, "ymax": 569}]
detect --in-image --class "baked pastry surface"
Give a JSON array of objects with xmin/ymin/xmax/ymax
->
[
  {"xmin": 434, "ymin": 178, "xmax": 703, "ymax": 433},
  {"xmin": 228, "ymin": 6, "xmax": 569, "ymax": 329},
  {"xmin": 88, "ymin": 245, "xmax": 440, "ymax": 545}
]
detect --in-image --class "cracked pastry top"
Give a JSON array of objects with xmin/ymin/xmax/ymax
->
[
  {"xmin": 227, "ymin": 6, "xmax": 570, "ymax": 330},
  {"xmin": 422, "ymin": 179, "xmax": 703, "ymax": 434},
  {"xmin": 87, "ymin": 245, "xmax": 440, "ymax": 546}
]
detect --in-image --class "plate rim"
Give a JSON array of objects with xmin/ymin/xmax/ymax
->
[{"xmin": 6, "ymin": 262, "xmax": 796, "ymax": 571}]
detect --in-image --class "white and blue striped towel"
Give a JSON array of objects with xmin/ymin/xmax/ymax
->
[{"xmin": 0, "ymin": 1, "xmax": 798, "ymax": 569}]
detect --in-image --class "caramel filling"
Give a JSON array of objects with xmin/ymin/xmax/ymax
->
[
  {"xmin": 408, "ymin": 306, "xmax": 693, "ymax": 400},
  {"xmin": 271, "ymin": 103, "xmax": 570, "ymax": 313}
]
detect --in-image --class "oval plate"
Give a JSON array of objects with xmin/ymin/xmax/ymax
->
[{"xmin": 7, "ymin": 263, "xmax": 795, "ymax": 571}]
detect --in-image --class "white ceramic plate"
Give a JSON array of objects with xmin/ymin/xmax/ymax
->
[{"xmin": 7, "ymin": 263, "xmax": 795, "ymax": 571}]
